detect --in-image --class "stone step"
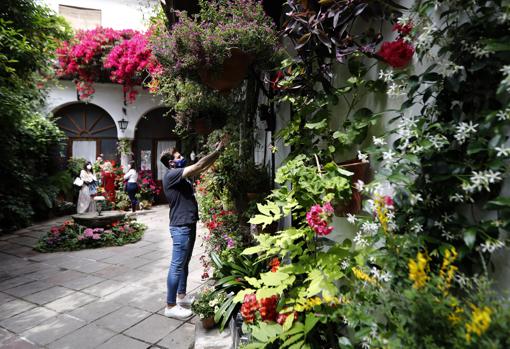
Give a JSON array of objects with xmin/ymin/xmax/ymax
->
[{"xmin": 193, "ymin": 319, "xmax": 234, "ymax": 349}]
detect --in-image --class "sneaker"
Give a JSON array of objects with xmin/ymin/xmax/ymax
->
[
  {"xmin": 177, "ymin": 294, "xmax": 195, "ymax": 307},
  {"xmin": 164, "ymin": 305, "xmax": 193, "ymax": 320}
]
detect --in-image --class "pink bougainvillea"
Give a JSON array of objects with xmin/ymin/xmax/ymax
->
[
  {"xmin": 104, "ymin": 33, "xmax": 162, "ymax": 103},
  {"xmin": 56, "ymin": 27, "xmax": 159, "ymax": 102},
  {"xmin": 306, "ymin": 202, "xmax": 334, "ymax": 236}
]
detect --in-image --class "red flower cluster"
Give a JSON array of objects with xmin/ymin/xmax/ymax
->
[
  {"xmin": 306, "ymin": 202, "xmax": 334, "ymax": 236},
  {"xmin": 240, "ymin": 294, "xmax": 279, "ymax": 323},
  {"xmin": 377, "ymin": 39, "xmax": 414, "ymax": 68},
  {"xmin": 137, "ymin": 170, "xmax": 161, "ymax": 201},
  {"xmin": 240, "ymin": 294, "xmax": 259, "ymax": 323},
  {"xmin": 269, "ymin": 257, "xmax": 280, "ymax": 272},
  {"xmin": 259, "ymin": 295, "xmax": 278, "ymax": 322}
]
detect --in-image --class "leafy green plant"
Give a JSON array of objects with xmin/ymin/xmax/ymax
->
[{"xmin": 191, "ymin": 287, "xmax": 227, "ymax": 320}]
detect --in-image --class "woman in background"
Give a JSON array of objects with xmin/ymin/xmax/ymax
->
[
  {"xmin": 77, "ymin": 161, "xmax": 97, "ymax": 213},
  {"xmin": 101, "ymin": 161, "xmax": 116, "ymax": 203},
  {"xmin": 124, "ymin": 160, "xmax": 139, "ymax": 212}
]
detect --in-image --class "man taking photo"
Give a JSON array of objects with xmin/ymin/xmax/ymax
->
[{"xmin": 160, "ymin": 138, "xmax": 226, "ymax": 319}]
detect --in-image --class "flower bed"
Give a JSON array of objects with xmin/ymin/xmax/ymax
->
[{"xmin": 35, "ymin": 219, "xmax": 146, "ymax": 252}]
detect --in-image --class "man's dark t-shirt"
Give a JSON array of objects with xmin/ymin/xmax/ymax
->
[{"xmin": 163, "ymin": 168, "xmax": 199, "ymax": 226}]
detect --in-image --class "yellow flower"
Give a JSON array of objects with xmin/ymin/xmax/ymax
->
[
  {"xmin": 352, "ymin": 267, "xmax": 377, "ymax": 285},
  {"xmin": 439, "ymin": 247, "xmax": 458, "ymax": 295},
  {"xmin": 448, "ymin": 306, "xmax": 464, "ymax": 324},
  {"xmin": 408, "ymin": 252, "xmax": 429, "ymax": 289},
  {"xmin": 374, "ymin": 195, "xmax": 390, "ymax": 234},
  {"xmin": 465, "ymin": 304, "xmax": 492, "ymax": 343}
]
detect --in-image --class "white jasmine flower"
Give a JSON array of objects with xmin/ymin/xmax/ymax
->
[
  {"xmin": 417, "ymin": 25, "xmax": 436, "ymax": 50},
  {"xmin": 454, "ymin": 121, "xmax": 478, "ymax": 144},
  {"xmin": 358, "ymin": 151, "xmax": 369, "ymax": 163},
  {"xmin": 428, "ymin": 134, "xmax": 449, "ymax": 149},
  {"xmin": 372, "ymin": 136, "xmax": 387, "ymax": 146},
  {"xmin": 449, "ymin": 193, "xmax": 464, "ymax": 202},
  {"xmin": 354, "ymin": 180, "xmax": 365, "ymax": 192},
  {"xmin": 354, "ymin": 232, "xmax": 369, "ymax": 247},
  {"xmin": 495, "ymin": 146, "xmax": 510, "ymax": 157},
  {"xmin": 411, "ymin": 223, "xmax": 423, "ymax": 234},
  {"xmin": 382, "ymin": 149, "xmax": 395, "ymax": 161},
  {"xmin": 479, "ymin": 240, "xmax": 505, "ymax": 253},
  {"xmin": 466, "ymin": 170, "xmax": 503, "ymax": 192},
  {"xmin": 442, "ymin": 231, "xmax": 454, "ymax": 241},
  {"xmin": 387, "ymin": 82, "xmax": 406, "ymax": 98},
  {"xmin": 411, "ymin": 145, "xmax": 424, "ymax": 154},
  {"xmin": 471, "ymin": 46, "xmax": 492, "ymax": 58},
  {"xmin": 361, "ymin": 222, "xmax": 379, "ymax": 235},
  {"xmin": 361, "ymin": 339, "xmax": 371, "ymax": 349},
  {"xmin": 442, "ymin": 213, "xmax": 454, "ymax": 223},
  {"xmin": 433, "ymin": 221, "xmax": 445, "ymax": 230},
  {"xmin": 409, "ymin": 193, "xmax": 423, "ymax": 206},
  {"xmin": 497, "ymin": 108, "xmax": 510, "ymax": 121},
  {"xmin": 501, "ymin": 65, "xmax": 510, "ymax": 77},
  {"xmin": 346, "ymin": 213, "xmax": 357, "ymax": 224},
  {"xmin": 380, "ymin": 271, "xmax": 392, "ymax": 283},
  {"xmin": 341, "ymin": 259, "xmax": 350, "ymax": 270},
  {"xmin": 378, "ymin": 69, "xmax": 394, "ymax": 82},
  {"xmin": 370, "ymin": 267, "xmax": 380, "ymax": 280}
]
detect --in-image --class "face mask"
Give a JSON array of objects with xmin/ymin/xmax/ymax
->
[
  {"xmin": 175, "ymin": 158, "xmax": 186, "ymax": 168},
  {"xmin": 86, "ymin": 165, "xmax": 92, "ymax": 170}
]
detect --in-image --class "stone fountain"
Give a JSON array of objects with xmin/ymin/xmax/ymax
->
[{"xmin": 72, "ymin": 196, "xmax": 126, "ymax": 228}]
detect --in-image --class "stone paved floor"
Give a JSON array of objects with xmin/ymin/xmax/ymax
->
[{"xmin": 0, "ymin": 206, "xmax": 206, "ymax": 349}]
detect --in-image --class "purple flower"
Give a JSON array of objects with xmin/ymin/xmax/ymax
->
[{"xmin": 84, "ymin": 228, "xmax": 94, "ymax": 237}]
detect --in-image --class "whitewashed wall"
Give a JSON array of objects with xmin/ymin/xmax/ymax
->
[{"xmin": 41, "ymin": 0, "xmax": 156, "ymax": 31}]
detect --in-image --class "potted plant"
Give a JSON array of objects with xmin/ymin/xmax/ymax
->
[
  {"xmin": 191, "ymin": 288, "xmax": 227, "ymax": 330},
  {"xmin": 150, "ymin": 0, "xmax": 279, "ymax": 92}
]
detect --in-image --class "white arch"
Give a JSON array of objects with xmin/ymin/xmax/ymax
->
[{"xmin": 46, "ymin": 80, "xmax": 164, "ymax": 139}]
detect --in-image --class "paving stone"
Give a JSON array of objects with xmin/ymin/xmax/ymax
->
[
  {"xmin": 94, "ymin": 265, "xmax": 131, "ymax": 279},
  {"xmin": 11, "ymin": 236, "xmax": 39, "ymax": 247},
  {"xmin": 45, "ymin": 291, "xmax": 97, "ymax": 313},
  {"xmin": 0, "ymin": 292, "xmax": 15, "ymax": 304},
  {"xmin": 40, "ymin": 270, "xmax": 84, "ymax": 285},
  {"xmin": 59, "ymin": 274, "xmax": 105, "ymax": 290},
  {"xmin": 0, "ymin": 306, "xmax": 58, "ymax": 333},
  {"xmin": 20, "ymin": 314, "xmax": 86, "ymax": 346},
  {"xmin": 101, "ymin": 284, "xmax": 142, "ymax": 305},
  {"xmin": 23, "ymin": 286, "xmax": 75, "ymax": 305},
  {"xmin": 48, "ymin": 323, "xmax": 115, "ymax": 349},
  {"xmin": 0, "ymin": 336, "xmax": 40, "ymax": 349},
  {"xmin": 128, "ymin": 289, "xmax": 166, "ymax": 313},
  {"xmin": 0, "ymin": 300, "xmax": 35, "ymax": 320},
  {"xmin": 0, "ymin": 328, "xmax": 15, "ymax": 345},
  {"xmin": 96, "ymin": 334, "xmax": 149, "ymax": 349},
  {"xmin": 157, "ymin": 323, "xmax": 195, "ymax": 349},
  {"xmin": 0, "ymin": 277, "xmax": 35, "ymax": 291},
  {"xmin": 94, "ymin": 306, "xmax": 151, "ymax": 333},
  {"xmin": 68, "ymin": 299, "xmax": 122, "ymax": 322},
  {"xmin": 3, "ymin": 281, "xmax": 54, "ymax": 298},
  {"xmin": 112, "ymin": 269, "xmax": 150, "ymax": 283},
  {"xmin": 81, "ymin": 279, "xmax": 125, "ymax": 298},
  {"xmin": 70, "ymin": 261, "xmax": 113, "ymax": 274},
  {"xmin": 124, "ymin": 314, "xmax": 181, "ymax": 344},
  {"xmin": 21, "ymin": 267, "xmax": 62, "ymax": 281}
]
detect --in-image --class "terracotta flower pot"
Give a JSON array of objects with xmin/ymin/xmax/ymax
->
[
  {"xmin": 201, "ymin": 316, "xmax": 215, "ymax": 330},
  {"xmin": 198, "ymin": 48, "xmax": 255, "ymax": 93},
  {"xmin": 194, "ymin": 118, "xmax": 212, "ymax": 135},
  {"xmin": 335, "ymin": 159, "xmax": 370, "ymax": 216}
]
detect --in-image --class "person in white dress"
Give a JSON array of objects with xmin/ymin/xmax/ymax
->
[
  {"xmin": 77, "ymin": 161, "xmax": 97, "ymax": 214},
  {"xmin": 124, "ymin": 160, "xmax": 139, "ymax": 212}
]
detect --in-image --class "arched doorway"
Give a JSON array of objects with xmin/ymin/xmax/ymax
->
[
  {"xmin": 55, "ymin": 103, "xmax": 118, "ymax": 163},
  {"xmin": 134, "ymin": 107, "xmax": 178, "ymax": 181}
]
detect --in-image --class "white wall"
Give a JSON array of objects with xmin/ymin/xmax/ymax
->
[
  {"xmin": 41, "ymin": 0, "xmax": 157, "ymax": 31},
  {"xmin": 46, "ymin": 80, "xmax": 163, "ymax": 139}
]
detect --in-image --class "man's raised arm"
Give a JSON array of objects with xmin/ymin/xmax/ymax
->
[{"xmin": 182, "ymin": 141, "xmax": 224, "ymax": 178}]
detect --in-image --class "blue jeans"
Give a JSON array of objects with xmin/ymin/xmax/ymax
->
[
  {"xmin": 126, "ymin": 182, "xmax": 138, "ymax": 205},
  {"xmin": 167, "ymin": 224, "xmax": 196, "ymax": 305}
]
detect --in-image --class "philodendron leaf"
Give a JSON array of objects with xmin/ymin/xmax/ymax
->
[
  {"xmin": 463, "ymin": 228, "xmax": 477, "ymax": 249},
  {"xmin": 260, "ymin": 271, "xmax": 290, "ymax": 286}
]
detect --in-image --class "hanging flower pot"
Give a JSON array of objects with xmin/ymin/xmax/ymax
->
[
  {"xmin": 335, "ymin": 159, "xmax": 370, "ymax": 216},
  {"xmin": 194, "ymin": 117, "xmax": 212, "ymax": 135},
  {"xmin": 201, "ymin": 316, "xmax": 216, "ymax": 330},
  {"xmin": 198, "ymin": 48, "xmax": 255, "ymax": 93}
]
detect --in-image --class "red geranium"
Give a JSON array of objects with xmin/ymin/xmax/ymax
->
[
  {"xmin": 377, "ymin": 39, "xmax": 414, "ymax": 68},
  {"xmin": 259, "ymin": 295, "xmax": 278, "ymax": 322},
  {"xmin": 269, "ymin": 257, "xmax": 280, "ymax": 272}
]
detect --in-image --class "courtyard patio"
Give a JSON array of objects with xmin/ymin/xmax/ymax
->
[{"xmin": 0, "ymin": 206, "xmax": 202, "ymax": 349}]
